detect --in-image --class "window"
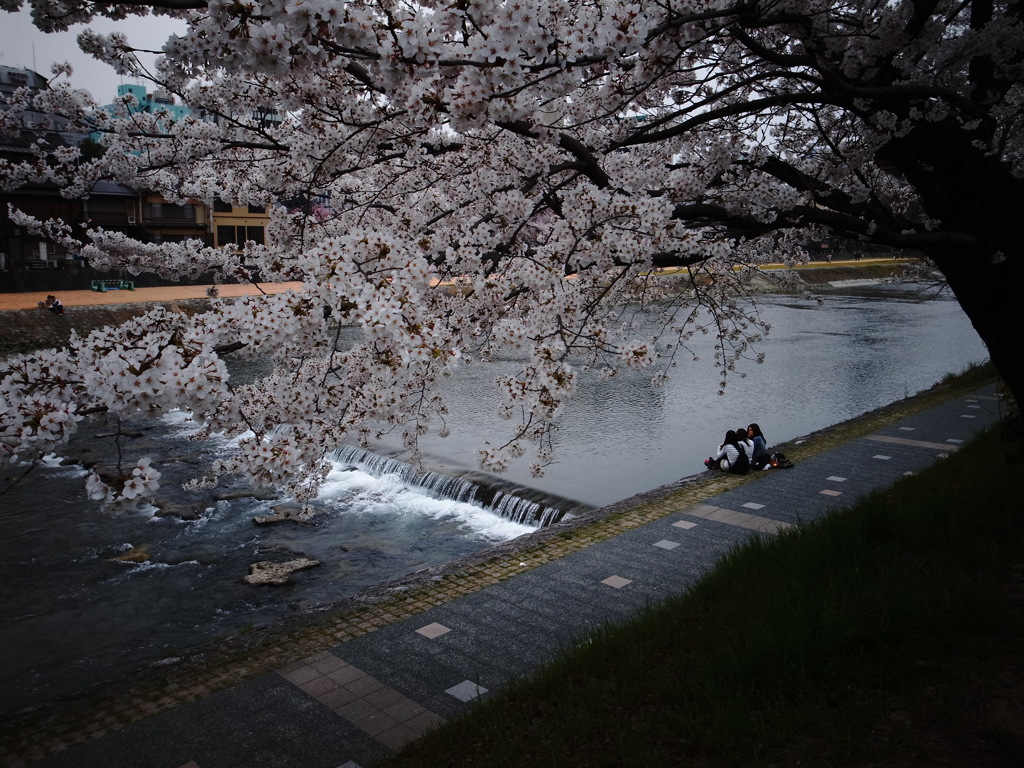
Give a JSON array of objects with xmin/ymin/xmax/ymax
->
[
  {"xmin": 247, "ymin": 205, "xmax": 266, "ymax": 214},
  {"xmin": 145, "ymin": 202, "xmax": 196, "ymax": 222},
  {"xmin": 217, "ymin": 225, "xmax": 266, "ymax": 248},
  {"xmin": 217, "ymin": 225, "xmax": 238, "ymax": 247},
  {"xmin": 213, "ymin": 199, "xmax": 233, "ymax": 213}
]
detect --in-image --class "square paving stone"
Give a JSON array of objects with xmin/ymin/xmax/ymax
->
[
  {"xmin": 601, "ymin": 575, "xmax": 632, "ymax": 588},
  {"xmin": 415, "ymin": 622, "xmax": 452, "ymax": 639},
  {"xmin": 446, "ymin": 680, "xmax": 488, "ymax": 702}
]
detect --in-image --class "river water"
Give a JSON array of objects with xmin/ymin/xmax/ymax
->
[{"xmin": 0, "ymin": 281, "xmax": 989, "ymax": 716}]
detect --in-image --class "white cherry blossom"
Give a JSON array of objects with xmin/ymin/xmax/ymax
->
[{"xmin": 2, "ymin": 0, "xmax": 1022, "ymax": 507}]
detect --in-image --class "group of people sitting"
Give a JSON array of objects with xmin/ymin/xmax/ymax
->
[
  {"xmin": 40, "ymin": 295, "xmax": 64, "ymax": 315},
  {"xmin": 705, "ymin": 423, "xmax": 791, "ymax": 474}
]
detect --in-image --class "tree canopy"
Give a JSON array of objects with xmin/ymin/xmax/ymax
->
[{"xmin": 2, "ymin": 0, "xmax": 1021, "ymax": 507}]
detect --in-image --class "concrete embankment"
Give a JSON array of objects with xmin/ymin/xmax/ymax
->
[
  {"xmin": 765, "ymin": 261, "xmax": 914, "ymax": 286},
  {"xmin": 1, "ymin": 299, "xmax": 213, "ymax": 359},
  {"xmin": 0, "ymin": 261, "xmax": 913, "ymax": 359}
]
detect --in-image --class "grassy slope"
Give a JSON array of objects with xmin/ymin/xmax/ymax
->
[{"xmin": 384, "ymin": 390, "xmax": 1024, "ymax": 767}]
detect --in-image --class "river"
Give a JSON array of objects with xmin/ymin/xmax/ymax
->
[{"xmin": 0, "ymin": 280, "xmax": 989, "ymax": 716}]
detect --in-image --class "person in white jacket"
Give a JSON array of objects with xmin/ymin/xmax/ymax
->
[
  {"xmin": 708, "ymin": 430, "xmax": 749, "ymax": 473},
  {"xmin": 736, "ymin": 425, "xmax": 754, "ymax": 462}
]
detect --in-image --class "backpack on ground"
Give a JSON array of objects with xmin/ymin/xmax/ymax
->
[{"xmin": 771, "ymin": 452, "xmax": 795, "ymax": 469}]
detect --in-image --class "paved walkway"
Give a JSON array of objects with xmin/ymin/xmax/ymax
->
[{"xmin": 4, "ymin": 382, "xmax": 1003, "ymax": 768}]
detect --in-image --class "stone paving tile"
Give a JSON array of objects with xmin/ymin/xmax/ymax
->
[
  {"xmin": 446, "ymin": 680, "xmax": 489, "ymax": 702},
  {"xmin": 334, "ymin": 636, "xmax": 496, "ymax": 720},
  {"xmin": 415, "ymin": 622, "xmax": 452, "ymax": 639},
  {"xmin": 376, "ymin": 722, "xmax": 420, "ymax": 752},
  {"xmin": 271, "ymin": 650, "xmax": 454, "ymax": 758},
  {"xmin": 316, "ymin": 686, "xmax": 361, "ymax": 710},
  {"xmin": 653, "ymin": 538, "xmax": 682, "ymax": 549}
]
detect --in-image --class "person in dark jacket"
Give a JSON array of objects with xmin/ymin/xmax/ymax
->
[{"xmin": 748, "ymin": 423, "xmax": 770, "ymax": 469}]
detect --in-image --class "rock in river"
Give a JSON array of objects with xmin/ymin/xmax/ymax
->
[
  {"xmin": 252, "ymin": 503, "xmax": 315, "ymax": 525},
  {"xmin": 244, "ymin": 558, "xmax": 320, "ymax": 586}
]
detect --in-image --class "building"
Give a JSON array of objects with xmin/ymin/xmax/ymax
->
[
  {"xmin": 212, "ymin": 201, "xmax": 268, "ymax": 250},
  {"xmin": 102, "ymin": 83, "xmax": 190, "ymax": 129},
  {"xmin": 1, "ymin": 66, "xmax": 83, "ymax": 274},
  {"xmin": 103, "ymin": 84, "xmax": 282, "ymax": 132},
  {"xmin": 1, "ymin": 75, "xmax": 278, "ymax": 287},
  {"xmin": 0, "ymin": 66, "xmax": 49, "ymax": 127},
  {"xmin": 143, "ymin": 192, "xmax": 212, "ymax": 246},
  {"xmin": 0, "ymin": 178, "xmax": 83, "ymax": 273}
]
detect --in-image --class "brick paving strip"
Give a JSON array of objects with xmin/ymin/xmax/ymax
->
[
  {"xmin": 864, "ymin": 434, "xmax": 966, "ymax": 451},
  {"xmin": 0, "ymin": 369, "xmax": 1006, "ymax": 766},
  {"xmin": 277, "ymin": 652, "xmax": 447, "ymax": 753}
]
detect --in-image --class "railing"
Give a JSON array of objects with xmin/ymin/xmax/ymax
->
[
  {"xmin": 90, "ymin": 279, "xmax": 135, "ymax": 292},
  {"xmin": 86, "ymin": 213, "xmax": 139, "ymax": 226},
  {"xmin": 143, "ymin": 203, "xmax": 197, "ymax": 222}
]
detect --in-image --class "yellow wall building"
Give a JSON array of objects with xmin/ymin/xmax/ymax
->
[{"xmin": 212, "ymin": 201, "xmax": 270, "ymax": 250}]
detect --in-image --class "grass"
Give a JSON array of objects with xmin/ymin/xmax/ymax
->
[
  {"xmin": 382, "ymin": 407, "xmax": 1024, "ymax": 767},
  {"xmin": 941, "ymin": 359, "xmax": 992, "ymax": 385}
]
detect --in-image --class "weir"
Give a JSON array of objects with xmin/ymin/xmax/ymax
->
[{"xmin": 330, "ymin": 445, "xmax": 590, "ymax": 527}]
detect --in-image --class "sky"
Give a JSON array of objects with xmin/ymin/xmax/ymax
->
[{"xmin": 0, "ymin": 7, "xmax": 186, "ymax": 103}]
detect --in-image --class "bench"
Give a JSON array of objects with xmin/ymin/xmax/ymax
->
[{"xmin": 90, "ymin": 279, "xmax": 136, "ymax": 292}]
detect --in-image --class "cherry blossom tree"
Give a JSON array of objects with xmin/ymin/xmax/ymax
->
[{"xmin": 2, "ymin": 0, "xmax": 1021, "ymax": 507}]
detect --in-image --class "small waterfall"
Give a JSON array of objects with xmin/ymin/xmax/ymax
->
[
  {"xmin": 330, "ymin": 445, "xmax": 582, "ymax": 527},
  {"xmin": 490, "ymin": 492, "xmax": 564, "ymax": 527}
]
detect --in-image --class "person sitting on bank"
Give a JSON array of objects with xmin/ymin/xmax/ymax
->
[
  {"xmin": 736, "ymin": 424, "xmax": 754, "ymax": 462},
  {"xmin": 707, "ymin": 430, "xmax": 750, "ymax": 474},
  {"xmin": 40, "ymin": 295, "xmax": 64, "ymax": 315},
  {"xmin": 748, "ymin": 423, "xmax": 770, "ymax": 469}
]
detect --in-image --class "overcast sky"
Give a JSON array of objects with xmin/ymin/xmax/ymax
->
[{"xmin": 1, "ymin": 8, "xmax": 186, "ymax": 102}]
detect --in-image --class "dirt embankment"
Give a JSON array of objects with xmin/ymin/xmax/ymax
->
[{"xmin": 1, "ymin": 299, "xmax": 212, "ymax": 360}]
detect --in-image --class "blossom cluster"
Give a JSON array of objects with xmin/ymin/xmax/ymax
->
[
  {"xmin": 1, "ymin": 0, "xmax": 1018, "ymax": 503},
  {"xmin": 86, "ymin": 456, "xmax": 161, "ymax": 507}
]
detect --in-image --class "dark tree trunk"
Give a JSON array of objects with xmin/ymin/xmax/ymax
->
[
  {"xmin": 879, "ymin": 117, "xmax": 1024, "ymax": 410},
  {"xmin": 932, "ymin": 249, "xmax": 1023, "ymax": 409}
]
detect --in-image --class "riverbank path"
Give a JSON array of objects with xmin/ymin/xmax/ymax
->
[
  {"xmin": 0, "ymin": 257, "xmax": 907, "ymax": 311},
  {"xmin": 2, "ymin": 378, "xmax": 1006, "ymax": 768},
  {"xmin": 0, "ymin": 282, "xmax": 305, "ymax": 311}
]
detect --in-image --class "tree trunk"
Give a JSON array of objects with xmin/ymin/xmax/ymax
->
[
  {"xmin": 877, "ymin": 119, "xmax": 1024, "ymax": 412},
  {"xmin": 932, "ymin": 249, "xmax": 1023, "ymax": 411}
]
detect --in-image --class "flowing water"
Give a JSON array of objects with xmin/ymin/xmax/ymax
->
[
  {"xmin": 397, "ymin": 281, "xmax": 993, "ymax": 504},
  {"xmin": 0, "ymin": 281, "xmax": 990, "ymax": 715}
]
